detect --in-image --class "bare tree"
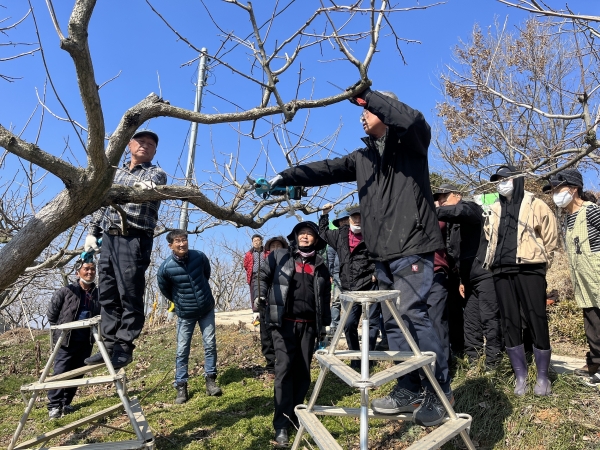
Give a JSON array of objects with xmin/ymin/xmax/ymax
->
[
  {"xmin": 0, "ymin": 0, "xmax": 442, "ymax": 298},
  {"xmin": 435, "ymin": 13, "xmax": 600, "ymax": 190}
]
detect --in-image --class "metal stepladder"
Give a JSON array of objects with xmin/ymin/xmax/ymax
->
[
  {"xmin": 8, "ymin": 316, "xmax": 154, "ymax": 450},
  {"xmin": 292, "ymin": 290, "xmax": 476, "ymax": 450}
]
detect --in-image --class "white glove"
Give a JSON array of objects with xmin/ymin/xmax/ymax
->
[
  {"xmin": 84, "ymin": 234, "xmax": 100, "ymax": 252},
  {"xmin": 268, "ymin": 174, "xmax": 284, "ymax": 188},
  {"xmin": 133, "ymin": 180, "xmax": 157, "ymax": 190},
  {"xmin": 252, "ymin": 312, "xmax": 260, "ymax": 324}
]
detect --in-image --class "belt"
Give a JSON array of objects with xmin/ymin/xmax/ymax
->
[{"xmin": 107, "ymin": 228, "xmax": 150, "ymax": 236}]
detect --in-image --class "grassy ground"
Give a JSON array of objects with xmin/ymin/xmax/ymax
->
[{"xmin": 1, "ymin": 321, "xmax": 599, "ymax": 450}]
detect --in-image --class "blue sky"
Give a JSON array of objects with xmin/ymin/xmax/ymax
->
[{"xmin": 0, "ymin": 0, "xmax": 593, "ymax": 251}]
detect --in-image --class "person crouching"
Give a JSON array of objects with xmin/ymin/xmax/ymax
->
[{"xmin": 255, "ymin": 222, "xmax": 331, "ymax": 448}]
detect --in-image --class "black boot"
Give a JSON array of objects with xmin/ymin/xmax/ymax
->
[
  {"xmin": 274, "ymin": 428, "xmax": 289, "ymax": 447},
  {"xmin": 84, "ymin": 348, "xmax": 111, "ymax": 365},
  {"xmin": 533, "ymin": 347, "xmax": 552, "ymax": 396},
  {"xmin": 175, "ymin": 383, "xmax": 188, "ymax": 404},
  {"xmin": 205, "ymin": 374, "xmax": 222, "ymax": 396},
  {"xmin": 506, "ymin": 344, "xmax": 528, "ymax": 396}
]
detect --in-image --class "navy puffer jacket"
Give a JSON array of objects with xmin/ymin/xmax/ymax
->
[{"xmin": 157, "ymin": 250, "xmax": 215, "ymax": 319}]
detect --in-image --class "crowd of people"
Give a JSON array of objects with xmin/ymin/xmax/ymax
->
[{"xmin": 42, "ymin": 88, "xmax": 600, "ymax": 449}]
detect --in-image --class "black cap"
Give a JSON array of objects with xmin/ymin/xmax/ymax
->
[
  {"xmin": 265, "ymin": 235, "xmax": 289, "ymax": 250},
  {"xmin": 287, "ymin": 221, "xmax": 326, "ymax": 251},
  {"xmin": 432, "ymin": 183, "xmax": 460, "ymax": 200},
  {"xmin": 332, "ymin": 204, "xmax": 360, "ymax": 227},
  {"xmin": 542, "ymin": 168, "xmax": 583, "ymax": 193},
  {"xmin": 490, "ymin": 165, "xmax": 519, "ymax": 182},
  {"xmin": 132, "ymin": 130, "xmax": 159, "ymax": 146}
]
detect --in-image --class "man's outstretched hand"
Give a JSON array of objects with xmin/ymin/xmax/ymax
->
[
  {"xmin": 268, "ymin": 174, "xmax": 284, "ymax": 188},
  {"xmin": 347, "ymin": 83, "xmax": 372, "ymax": 107},
  {"xmin": 322, "ymin": 203, "xmax": 334, "ymax": 215}
]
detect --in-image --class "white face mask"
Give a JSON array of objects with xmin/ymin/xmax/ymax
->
[
  {"xmin": 350, "ymin": 224, "xmax": 362, "ymax": 234},
  {"xmin": 553, "ymin": 190, "xmax": 574, "ymax": 208},
  {"xmin": 497, "ymin": 179, "xmax": 514, "ymax": 197}
]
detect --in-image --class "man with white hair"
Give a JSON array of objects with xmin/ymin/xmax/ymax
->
[{"xmin": 269, "ymin": 86, "xmax": 450, "ymax": 426}]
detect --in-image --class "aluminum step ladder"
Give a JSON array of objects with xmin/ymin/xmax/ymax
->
[
  {"xmin": 292, "ymin": 290, "xmax": 475, "ymax": 450},
  {"xmin": 8, "ymin": 316, "xmax": 154, "ymax": 450}
]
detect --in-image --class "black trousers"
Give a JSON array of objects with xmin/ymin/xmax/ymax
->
[
  {"xmin": 583, "ymin": 307, "xmax": 600, "ymax": 366},
  {"xmin": 260, "ymin": 309, "xmax": 276, "ymax": 370},
  {"xmin": 493, "ymin": 272, "xmax": 550, "ymax": 350},
  {"xmin": 427, "ymin": 271, "xmax": 450, "ymax": 366},
  {"xmin": 47, "ymin": 341, "xmax": 93, "ymax": 409},
  {"xmin": 98, "ymin": 231, "xmax": 153, "ymax": 354},
  {"xmin": 271, "ymin": 320, "xmax": 316, "ymax": 430},
  {"xmin": 446, "ymin": 272, "xmax": 465, "ymax": 357},
  {"xmin": 463, "ymin": 276, "xmax": 503, "ymax": 365}
]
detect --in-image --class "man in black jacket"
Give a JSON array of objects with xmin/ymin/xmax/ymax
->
[
  {"xmin": 47, "ymin": 260, "xmax": 101, "ymax": 419},
  {"xmin": 255, "ymin": 221, "xmax": 331, "ymax": 447},
  {"xmin": 269, "ymin": 87, "xmax": 450, "ymax": 427},
  {"xmin": 434, "ymin": 185, "xmax": 502, "ymax": 370},
  {"xmin": 320, "ymin": 204, "xmax": 379, "ymax": 367}
]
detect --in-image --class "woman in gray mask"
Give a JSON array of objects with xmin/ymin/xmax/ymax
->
[
  {"xmin": 543, "ymin": 168, "xmax": 600, "ymax": 387},
  {"xmin": 482, "ymin": 165, "xmax": 558, "ymax": 396}
]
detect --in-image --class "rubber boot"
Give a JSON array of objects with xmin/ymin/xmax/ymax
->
[
  {"xmin": 506, "ymin": 344, "xmax": 528, "ymax": 396},
  {"xmin": 205, "ymin": 374, "xmax": 222, "ymax": 396},
  {"xmin": 533, "ymin": 347, "xmax": 552, "ymax": 396}
]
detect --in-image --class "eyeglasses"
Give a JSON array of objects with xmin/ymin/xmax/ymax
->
[
  {"xmin": 359, "ymin": 110, "xmax": 368, "ymax": 123},
  {"xmin": 172, "ymin": 238, "xmax": 188, "ymax": 244}
]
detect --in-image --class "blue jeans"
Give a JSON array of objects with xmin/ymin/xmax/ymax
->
[
  {"xmin": 376, "ymin": 253, "xmax": 450, "ymax": 393},
  {"xmin": 174, "ymin": 310, "xmax": 217, "ymax": 385}
]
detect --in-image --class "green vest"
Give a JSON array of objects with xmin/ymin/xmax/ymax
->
[{"xmin": 565, "ymin": 202, "xmax": 600, "ymax": 309}]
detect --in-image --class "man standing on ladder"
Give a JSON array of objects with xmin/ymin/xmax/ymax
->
[
  {"xmin": 84, "ymin": 129, "xmax": 167, "ymax": 369},
  {"xmin": 269, "ymin": 85, "xmax": 452, "ymax": 426}
]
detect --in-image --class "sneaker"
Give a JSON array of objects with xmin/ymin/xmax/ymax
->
[
  {"xmin": 48, "ymin": 407, "xmax": 62, "ymax": 419},
  {"xmin": 205, "ymin": 374, "xmax": 222, "ymax": 396},
  {"xmin": 84, "ymin": 351, "xmax": 107, "ymax": 365},
  {"xmin": 413, "ymin": 390, "xmax": 454, "ymax": 427},
  {"xmin": 175, "ymin": 383, "xmax": 188, "ymax": 404},
  {"xmin": 371, "ymin": 386, "xmax": 424, "ymax": 414},
  {"xmin": 574, "ymin": 363, "xmax": 600, "ymax": 377},
  {"xmin": 582, "ymin": 372, "xmax": 600, "ymax": 388},
  {"xmin": 111, "ymin": 351, "xmax": 133, "ymax": 369},
  {"xmin": 62, "ymin": 405, "xmax": 75, "ymax": 415}
]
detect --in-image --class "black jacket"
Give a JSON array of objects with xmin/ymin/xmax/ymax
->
[
  {"xmin": 436, "ymin": 200, "xmax": 490, "ymax": 282},
  {"xmin": 279, "ymin": 92, "xmax": 444, "ymax": 261},
  {"xmin": 47, "ymin": 282, "xmax": 100, "ymax": 347},
  {"xmin": 319, "ymin": 214, "xmax": 375, "ymax": 291},
  {"xmin": 255, "ymin": 248, "xmax": 331, "ymax": 332},
  {"xmin": 157, "ymin": 250, "xmax": 215, "ymax": 320}
]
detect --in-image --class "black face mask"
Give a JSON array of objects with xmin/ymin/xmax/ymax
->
[{"xmin": 298, "ymin": 244, "xmax": 315, "ymax": 253}]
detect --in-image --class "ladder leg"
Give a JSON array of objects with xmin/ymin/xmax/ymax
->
[
  {"xmin": 360, "ymin": 302, "xmax": 370, "ymax": 450},
  {"xmin": 91, "ymin": 325, "xmax": 144, "ymax": 441},
  {"xmin": 306, "ymin": 367, "xmax": 329, "ymax": 411},
  {"xmin": 8, "ymin": 330, "xmax": 67, "ymax": 450},
  {"xmin": 384, "ymin": 298, "xmax": 425, "ymax": 358},
  {"xmin": 327, "ymin": 300, "xmax": 353, "ymax": 354},
  {"xmin": 290, "ymin": 424, "xmax": 305, "ymax": 450}
]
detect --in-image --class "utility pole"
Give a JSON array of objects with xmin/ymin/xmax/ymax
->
[{"xmin": 179, "ymin": 48, "xmax": 209, "ymax": 231}]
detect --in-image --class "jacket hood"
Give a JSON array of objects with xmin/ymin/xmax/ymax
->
[
  {"xmin": 264, "ymin": 235, "xmax": 289, "ymax": 251},
  {"xmin": 287, "ymin": 221, "xmax": 327, "ymax": 251}
]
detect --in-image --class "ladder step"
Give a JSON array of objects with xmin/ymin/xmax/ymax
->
[
  {"xmin": 338, "ymin": 290, "xmax": 399, "ymax": 304},
  {"xmin": 405, "ymin": 415, "xmax": 472, "ymax": 450},
  {"xmin": 295, "ymin": 406, "xmax": 343, "ymax": 450},
  {"xmin": 369, "ymin": 355, "xmax": 435, "ymax": 387},
  {"xmin": 311, "ymin": 405, "xmax": 413, "ymax": 421},
  {"xmin": 315, "ymin": 353, "xmax": 364, "ymax": 387},
  {"xmin": 21, "ymin": 372, "xmax": 125, "ymax": 391},
  {"xmin": 51, "ymin": 316, "xmax": 101, "ymax": 330},
  {"xmin": 333, "ymin": 350, "xmax": 416, "ymax": 361},
  {"xmin": 45, "ymin": 364, "xmax": 105, "ymax": 382},
  {"xmin": 39, "ymin": 440, "xmax": 146, "ymax": 450},
  {"xmin": 13, "ymin": 403, "xmax": 124, "ymax": 449},
  {"xmin": 128, "ymin": 398, "xmax": 154, "ymax": 442}
]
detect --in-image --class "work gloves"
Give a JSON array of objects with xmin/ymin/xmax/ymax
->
[
  {"xmin": 84, "ymin": 234, "xmax": 100, "ymax": 252},
  {"xmin": 252, "ymin": 312, "xmax": 260, "ymax": 326},
  {"xmin": 268, "ymin": 174, "xmax": 284, "ymax": 188},
  {"xmin": 133, "ymin": 180, "xmax": 157, "ymax": 190},
  {"xmin": 254, "ymin": 296, "xmax": 267, "ymax": 313},
  {"xmin": 348, "ymin": 84, "xmax": 372, "ymax": 107}
]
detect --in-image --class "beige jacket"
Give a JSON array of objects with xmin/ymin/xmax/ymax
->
[{"xmin": 483, "ymin": 191, "xmax": 558, "ymax": 269}]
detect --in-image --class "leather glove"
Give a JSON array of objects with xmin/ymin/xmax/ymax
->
[
  {"xmin": 252, "ymin": 312, "xmax": 260, "ymax": 326},
  {"xmin": 253, "ymin": 296, "xmax": 266, "ymax": 312},
  {"xmin": 133, "ymin": 180, "xmax": 157, "ymax": 190},
  {"xmin": 348, "ymin": 84, "xmax": 372, "ymax": 107},
  {"xmin": 84, "ymin": 234, "xmax": 100, "ymax": 252},
  {"xmin": 268, "ymin": 174, "xmax": 285, "ymax": 188}
]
